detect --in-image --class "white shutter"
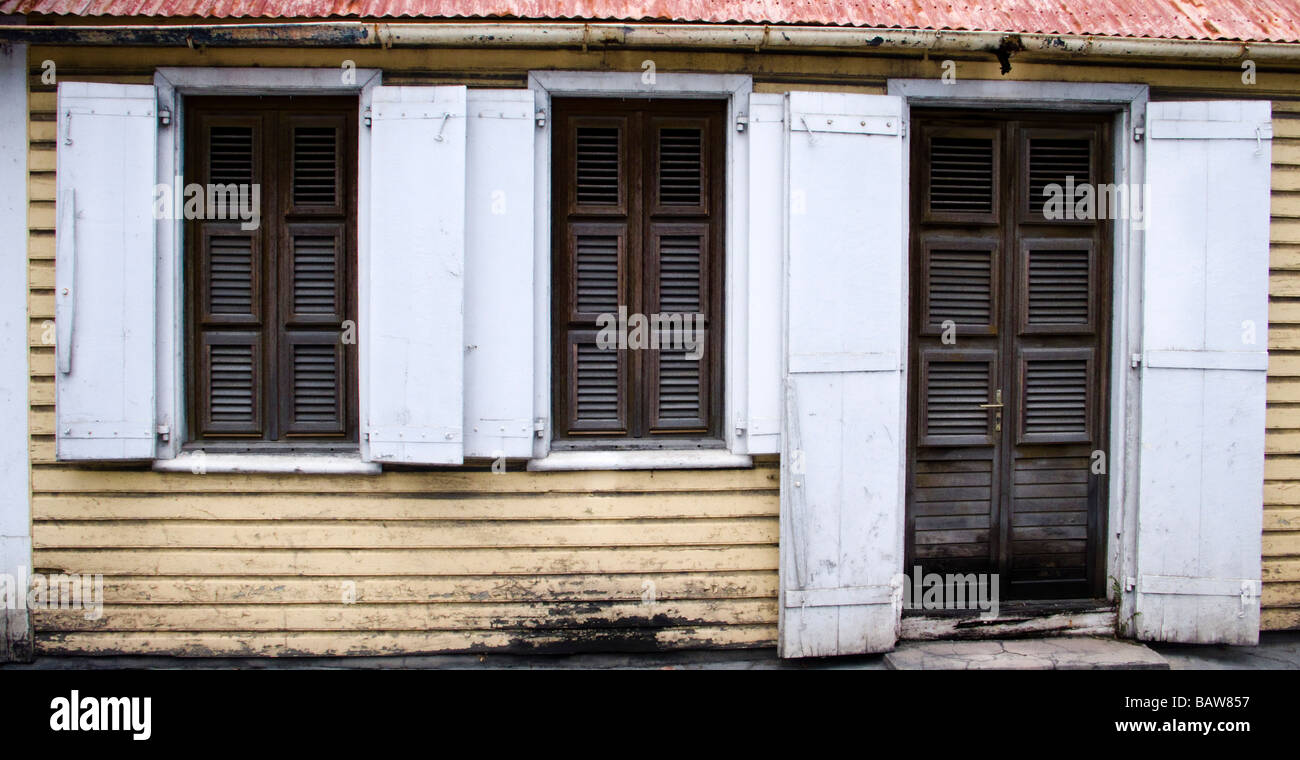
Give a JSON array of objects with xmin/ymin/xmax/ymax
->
[
  {"xmin": 463, "ymin": 90, "xmax": 535, "ymax": 459},
  {"xmin": 780, "ymin": 92, "xmax": 907, "ymax": 657},
  {"xmin": 54, "ymin": 83, "xmax": 157, "ymax": 460},
  {"xmin": 364, "ymin": 86, "xmax": 467, "ymax": 464},
  {"xmin": 1135, "ymin": 101, "xmax": 1271, "ymax": 644},
  {"xmin": 745, "ymin": 93, "xmax": 785, "ymax": 455}
]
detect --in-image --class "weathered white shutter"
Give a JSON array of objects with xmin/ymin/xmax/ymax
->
[
  {"xmin": 1135, "ymin": 100, "xmax": 1272, "ymax": 644},
  {"xmin": 364, "ymin": 86, "xmax": 467, "ymax": 464},
  {"xmin": 54, "ymin": 83, "xmax": 157, "ymax": 460},
  {"xmin": 463, "ymin": 89, "xmax": 535, "ymax": 459},
  {"xmin": 780, "ymin": 92, "xmax": 907, "ymax": 657},
  {"xmin": 744, "ymin": 93, "xmax": 785, "ymax": 455}
]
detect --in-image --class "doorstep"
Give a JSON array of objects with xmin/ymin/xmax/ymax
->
[{"xmin": 884, "ymin": 637, "xmax": 1169, "ymax": 670}]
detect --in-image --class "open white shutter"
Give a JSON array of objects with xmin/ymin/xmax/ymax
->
[
  {"xmin": 364, "ymin": 86, "xmax": 467, "ymax": 464},
  {"xmin": 463, "ymin": 89, "xmax": 535, "ymax": 459},
  {"xmin": 745, "ymin": 93, "xmax": 785, "ymax": 455},
  {"xmin": 1135, "ymin": 100, "xmax": 1271, "ymax": 644},
  {"xmin": 54, "ymin": 83, "xmax": 157, "ymax": 460},
  {"xmin": 780, "ymin": 92, "xmax": 907, "ymax": 657}
]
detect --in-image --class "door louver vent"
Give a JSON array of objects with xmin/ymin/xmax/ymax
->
[
  {"xmin": 208, "ymin": 342, "xmax": 257, "ymax": 425},
  {"xmin": 209, "ymin": 126, "xmax": 254, "ymax": 187},
  {"xmin": 575, "ymin": 343, "xmax": 620, "ymax": 422},
  {"xmin": 292, "ymin": 235, "xmax": 340, "ymax": 315},
  {"xmin": 575, "ymin": 235, "xmax": 620, "ymax": 315},
  {"xmin": 927, "ymin": 247, "xmax": 993, "ymax": 327},
  {"xmin": 1024, "ymin": 358, "xmax": 1088, "ymax": 436},
  {"xmin": 290, "ymin": 343, "xmax": 341, "ymax": 425},
  {"xmin": 658, "ymin": 353, "xmax": 702, "ymax": 421},
  {"xmin": 929, "ymin": 137, "xmax": 994, "ymax": 215},
  {"xmin": 293, "ymin": 126, "xmax": 339, "ymax": 206},
  {"xmin": 1028, "ymin": 248, "xmax": 1090, "ymax": 325},
  {"xmin": 576, "ymin": 126, "xmax": 620, "ymax": 206},
  {"xmin": 659, "ymin": 128, "xmax": 703, "ymax": 206},
  {"xmin": 659, "ymin": 235, "xmax": 703, "ymax": 314},
  {"xmin": 1028, "ymin": 138, "xmax": 1091, "ymax": 216},
  {"xmin": 207, "ymin": 236, "xmax": 255, "ymax": 317},
  {"xmin": 925, "ymin": 361, "xmax": 990, "ymax": 437}
]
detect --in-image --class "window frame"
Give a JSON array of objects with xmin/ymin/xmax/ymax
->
[
  {"xmin": 526, "ymin": 71, "xmax": 756, "ymax": 467},
  {"xmin": 182, "ymin": 96, "xmax": 360, "ymax": 447},
  {"xmin": 152, "ymin": 68, "xmax": 382, "ymax": 465},
  {"xmin": 549, "ymin": 97, "xmax": 727, "ymax": 446}
]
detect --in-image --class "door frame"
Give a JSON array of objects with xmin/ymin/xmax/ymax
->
[{"xmin": 888, "ymin": 79, "xmax": 1149, "ymax": 625}]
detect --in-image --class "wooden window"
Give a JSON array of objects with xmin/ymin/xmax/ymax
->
[
  {"xmin": 185, "ymin": 97, "xmax": 358, "ymax": 444},
  {"xmin": 552, "ymin": 99, "xmax": 725, "ymax": 443}
]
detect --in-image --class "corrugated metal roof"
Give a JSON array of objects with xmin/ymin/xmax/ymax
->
[{"xmin": 2, "ymin": 1, "xmax": 1298, "ymax": 44}]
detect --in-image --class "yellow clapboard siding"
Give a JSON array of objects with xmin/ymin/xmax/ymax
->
[
  {"xmin": 1265, "ymin": 481, "xmax": 1300, "ymax": 505},
  {"xmin": 1276, "ymin": 168, "xmax": 1300, "ymax": 192},
  {"xmin": 1267, "ymin": 354, "xmax": 1300, "ymax": 377},
  {"xmin": 1263, "ymin": 531, "xmax": 1300, "ymax": 556},
  {"xmin": 1271, "ymin": 246, "xmax": 1300, "ymax": 269},
  {"xmin": 29, "ymin": 378, "xmax": 53, "ymax": 405},
  {"xmin": 29, "ymin": 119, "xmax": 55, "ymax": 142},
  {"xmin": 90, "ymin": 572, "xmax": 778, "ymax": 604},
  {"xmin": 1264, "ymin": 557, "xmax": 1300, "ymax": 580},
  {"xmin": 31, "ymin": 465, "xmax": 780, "ymax": 494},
  {"xmin": 29, "ymin": 409, "xmax": 52, "ymax": 436},
  {"xmin": 1263, "ymin": 582, "xmax": 1300, "ymax": 606},
  {"xmin": 30, "ymin": 90, "xmax": 55, "ymax": 112},
  {"xmin": 1273, "ymin": 192, "xmax": 1300, "ymax": 218},
  {"xmin": 28, "ymin": 293, "xmax": 53, "ymax": 320},
  {"xmin": 34, "ymin": 625, "xmax": 778, "ymax": 656},
  {"xmin": 32, "ymin": 546, "xmax": 780, "ymax": 576},
  {"xmin": 1276, "ymin": 140, "xmax": 1300, "ymax": 167},
  {"xmin": 32, "ymin": 518, "xmax": 780, "ymax": 549},
  {"xmin": 34, "ymin": 491, "xmax": 777, "ymax": 521},
  {"xmin": 1269, "ymin": 326, "xmax": 1300, "ymax": 349},
  {"xmin": 28, "ymin": 147, "xmax": 54, "ymax": 173},
  {"xmin": 1275, "ymin": 117, "xmax": 1300, "ymax": 139},
  {"xmin": 1266, "ymin": 430, "xmax": 1300, "ymax": 454},
  {"xmin": 36, "ymin": 599, "xmax": 778, "ymax": 632},
  {"xmin": 29, "ymin": 201, "xmax": 54, "ymax": 231},
  {"xmin": 1265, "ymin": 507, "xmax": 1300, "ymax": 530},
  {"xmin": 29, "ymin": 260, "xmax": 53, "ymax": 288},
  {"xmin": 1270, "ymin": 270, "xmax": 1300, "ymax": 297},
  {"xmin": 28, "ymin": 319, "xmax": 54, "ymax": 347},
  {"xmin": 1269, "ymin": 300, "xmax": 1300, "ymax": 324},
  {"xmin": 28, "ymin": 230, "xmax": 54, "ymax": 260},
  {"xmin": 1263, "ymin": 608, "xmax": 1300, "ymax": 630},
  {"xmin": 1268, "ymin": 378, "xmax": 1300, "ymax": 402}
]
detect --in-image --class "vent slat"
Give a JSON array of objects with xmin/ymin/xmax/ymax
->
[
  {"xmin": 292, "ymin": 235, "xmax": 339, "ymax": 315},
  {"xmin": 208, "ymin": 126, "xmax": 253, "ymax": 187},
  {"xmin": 575, "ymin": 235, "xmax": 620, "ymax": 314},
  {"xmin": 575, "ymin": 344, "xmax": 620, "ymax": 421},
  {"xmin": 576, "ymin": 126, "xmax": 620, "ymax": 205},
  {"xmin": 208, "ymin": 344, "xmax": 256, "ymax": 424},
  {"xmin": 927, "ymin": 248, "xmax": 992, "ymax": 327},
  {"xmin": 1029, "ymin": 138, "xmax": 1091, "ymax": 216},
  {"xmin": 925, "ymin": 361, "xmax": 989, "ymax": 437},
  {"xmin": 291, "ymin": 343, "xmax": 340, "ymax": 424},
  {"xmin": 1024, "ymin": 359, "xmax": 1088, "ymax": 436},
  {"xmin": 929, "ymin": 137, "xmax": 994, "ymax": 214},
  {"xmin": 1028, "ymin": 248, "xmax": 1090, "ymax": 325},
  {"xmin": 658, "ymin": 127, "xmax": 703, "ymax": 206},
  {"xmin": 207, "ymin": 236, "xmax": 255, "ymax": 317},
  {"xmin": 659, "ymin": 235, "xmax": 703, "ymax": 314},
  {"xmin": 293, "ymin": 126, "xmax": 339, "ymax": 206}
]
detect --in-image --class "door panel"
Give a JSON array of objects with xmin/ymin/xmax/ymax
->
[{"xmin": 906, "ymin": 111, "xmax": 1111, "ymax": 601}]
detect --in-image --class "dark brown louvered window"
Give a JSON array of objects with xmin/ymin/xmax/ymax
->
[
  {"xmin": 186, "ymin": 98, "xmax": 358, "ymax": 444},
  {"xmin": 552, "ymin": 100, "xmax": 724, "ymax": 443}
]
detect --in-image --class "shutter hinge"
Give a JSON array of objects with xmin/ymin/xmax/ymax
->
[
  {"xmin": 1124, "ymin": 576, "xmax": 1136, "ymax": 592},
  {"xmin": 735, "ymin": 424, "xmax": 747, "ymax": 437},
  {"xmin": 363, "ymin": 106, "xmax": 372, "ymax": 128},
  {"xmin": 158, "ymin": 107, "xmax": 172, "ymax": 127},
  {"xmin": 900, "ymin": 120, "xmax": 907, "ymax": 138},
  {"xmin": 156, "ymin": 425, "xmax": 170, "ymax": 442},
  {"xmin": 1133, "ymin": 125, "xmax": 1145, "ymax": 142},
  {"xmin": 735, "ymin": 113, "xmax": 748, "ymax": 133},
  {"xmin": 1130, "ymin": 353, "xmax": 1142, "ymax": 369},
  {"xmin": 535, "ymin": 109, "xmax": 547, "ymax": 129},
  {"xmin": 534, "ymin": 417, "xmax": 547, "ymax": 438}
]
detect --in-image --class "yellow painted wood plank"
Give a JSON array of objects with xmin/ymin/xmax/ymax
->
[
  {"xmin": 1262, "ymin": 607, "xmax": 1300, "ymax": 630},
  {"xmin": 32, "ymin": 517, "xmax": 780, "ymax": 549},
  {"xmin": 1268, "ymin": 378, "xmax": 1300, "ymax": 402},
  {"xmin": 32, "ymin": 546, "xmax": 780, "ymax": 575},
  {"xmin": 1270, "ymin": 270, "xmax": 1300, "ymax": 297},
  {"xmin": 29, "ymin": 409, "xmax": 52, "ymax": 436},
  {"xmin": 1266, "ymin": 430, "xmax": 1300, "ymax": 454},
  {"xmin": 1266, "ymin": 404, "xmax": 1300, "ymax": 428},
  {"xmin": 1264, "ymin": 531, "xmax": 1300, "ymax": 555},
  {"xmin": 1263, "ymin": 581, "xmax": 1300, "ymax": 606},
  {"xmin": 30, "ymin": 348, "xmax": 53, "ymax": 376},
  {"xmin": 29, "ymin": 378, "xmax": 53, "ymax": 405},
  {"xmin": 1263, "ymin": 557, "xmax": 1300, "ymax": 581},
  {"xmin": 35, "ymin": 598, "xmax": 779, "ymax": 632},
  {"xmin": 1275, "ymin": 140, "xmax": 1300, "ymax": 167},
  {"xmin": 30, "ymin": 438, "xmax": 54, "ymax": 463},
  {"xmin": 1274, "ymin": 117, "xmax": 1300, "ymax": 139},
  {"xmin": 34, "ymin": 625, "xmax": 778, "ymax": 656},
  {"xmin": 1270, "ymin": 246, "xmax": 1300, "ymax": 269},
  {"xmin": 34, "ymin": 491, "xmax": 779, "ymax": 521},
  {"xmin": 28, "ymin": 319, "xmax": 55, "ymax": 348},
  {"xmin": 29, "ymin": 259, "xmax": 54, "ymax": 288},
  {"xmin": 1273, "ymin": 192, "xmax": 1300, "ymax": 217},
  {"xmin": 91, "ymin": 572, "xmax": 778, "ymax": 605},
  {"xmin": 29, "ymin": 173, "xmax": 55, "ymax": 202},
  {"xmin": 1269, "ymin": 326, "xmax": 1300, "ymax": 349},
  {"xmin": 29, "ymin": 119, "xmax": 55, "ymax": 142},
  {"xmin": 31, "ymin": 465, "xmax": 781, "ymax": 495},
  {"xmin": 1264, "ymin": 507, "xmax": 1300, "ymax": 531},
  {"xmin": 29, "ymin": 90, "xmax": 55, "ymax": 112},
  {"xmin": 29, "ymin": 231, "xmax": 54, "ymax": 260},
  {"xmin": 29, "ymin": 201, "xmax": 54, "ymax": 231},
  {"xmin": 1267, "ymin": 354, "xmax": 1300, "ymax": 377},
  {"xmin": 1269, "ymin": 300, "xmax": 1300, "ymax": 324},
  {"xmin": 28, "ymin": 148, "xmax": 54, "ymax": 173},
  {"xmin": 1276, "ymin": 167, "xmax": 1300, "ymax": 191}
]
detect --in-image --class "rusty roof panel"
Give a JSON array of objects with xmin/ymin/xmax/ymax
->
[{"xmin": 2, "ymin": 1, "xmax": 1298, "ymax": 44}]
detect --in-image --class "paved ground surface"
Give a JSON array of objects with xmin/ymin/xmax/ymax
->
[{"xmin": 4, "ymin": 631, "xmax": 1299, "ymax": 669}]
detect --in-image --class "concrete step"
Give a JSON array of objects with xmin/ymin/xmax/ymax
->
[{"xmin": 884, "ymin": 637, "xmax": 1169, "ymax": 670}]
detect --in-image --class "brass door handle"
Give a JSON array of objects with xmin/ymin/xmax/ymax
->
[
  {"xmin": 979, "ymin": 389, "xmax": 1004, "ymax": 409},
  {"xmin": 978, "ymin": 402, "xmax": 1004, "ymax": 408}
]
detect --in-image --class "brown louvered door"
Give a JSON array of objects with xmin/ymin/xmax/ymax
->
[
  {"xmin": 187, "ymin": 98, "xmax": 358, "ymax": 444},
  {"xmin": 552, "ymin": 99, "xmax": 724, "ymax": 442},
  {"xmin": 906, "ymin": 112, "xmax": 1111, "ymax": 600}
]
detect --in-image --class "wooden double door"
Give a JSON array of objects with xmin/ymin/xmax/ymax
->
[{"xmin": 905, "ymin": 111, "xmax": 1112, "ymax": 600}]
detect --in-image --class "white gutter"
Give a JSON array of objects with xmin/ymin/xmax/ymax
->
[{"xmin": 0, "ymin": 21, "xmax": 1295, "ymax": 62}]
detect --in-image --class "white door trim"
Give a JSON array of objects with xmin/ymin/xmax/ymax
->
[{"xmin": 887, "ymin": 78, "xmax": 1149, "ymax": 630}]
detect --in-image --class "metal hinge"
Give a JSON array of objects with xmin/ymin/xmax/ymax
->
[
  {"xmin": 1133, "ymin": 126, "xmax": 1145, "ymax": 142},
  {"xmin": 1125, "ymin": 576, "xmax": 1136, "ymax": 592},
  {"xmin": 900, "ymin": 120, "xmax": 907, "ymax": 138},
  {"xmin": 156, "ymin": 425, "xmax": 171, "ymax": 442},
  {"xmin": 363, "ymin": 106, "xmax": 372, "ymax": 128},
  {"xmin": 1130, "ymin": 353, "xmax": 1142, "ymax": 369},
  {"xmin": 735, "ymin": 113, "xmax": 748, "ymax": 133},
  {"xmin": 158, "ymin": 107, "xmax": 172, "ymax": 127},
  {"xmin": 534, "ymin": 417, "xmax": 547, "ymax": 438},
  {"xmin": 535, "ymin": 109, "xmax": 547, "ymax": 129}
]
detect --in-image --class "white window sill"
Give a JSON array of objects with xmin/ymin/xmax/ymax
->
[
  {"xmin": 152, "ymin": 452, "xmax": 381, "ymax": 475},
  {"xmin": 526, "ymin": 449, "xmax": 753, "ymax": 472}
]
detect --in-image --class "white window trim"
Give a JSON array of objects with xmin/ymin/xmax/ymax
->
[
  {"xmin": 887, "ymin": 78, "xmax": 1148, "ymax": 621},
  {"xmin": 151, "ymin": 67, "xmax": 382, "ymax": 474},
  {"xmin": 527, "ymin": 71, "xmax": 754, "ymax": 471}
]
